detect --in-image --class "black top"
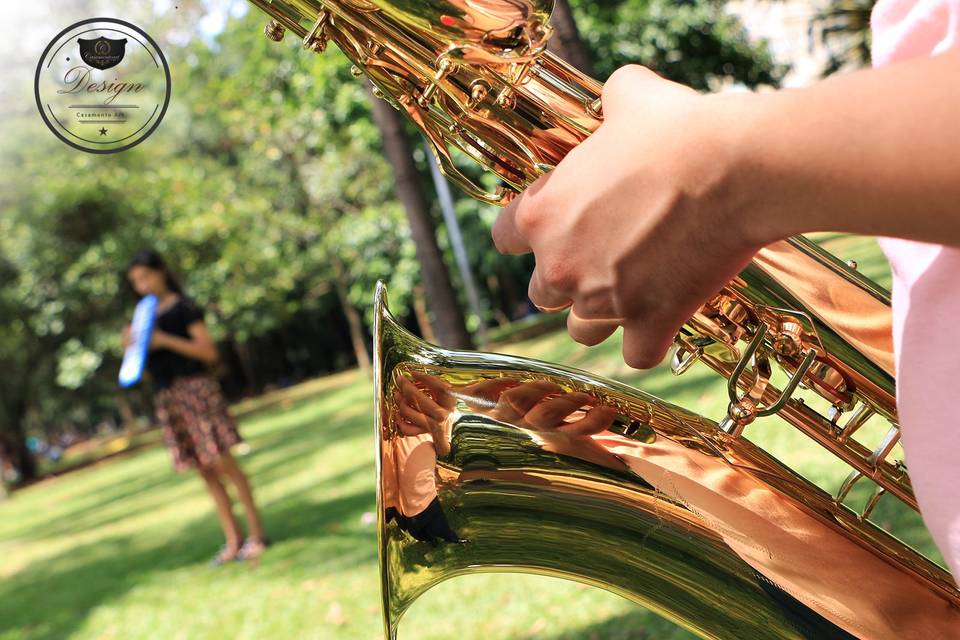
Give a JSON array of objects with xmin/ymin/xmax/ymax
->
[{"xmin": 147, "ymin": 297, "xmax": 207, "ymax": 390}]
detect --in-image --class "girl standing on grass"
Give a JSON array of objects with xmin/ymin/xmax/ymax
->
[{"xmin": 124, "ymin": 250, "xmax": 269, "ymax": 565}]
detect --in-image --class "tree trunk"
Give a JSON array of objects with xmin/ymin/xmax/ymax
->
[
  {"xmin": 486, "ymin": 274, "xmax": 512, "ymax": 326},
  {"xmin": 234, "ymin": 340, "xmax": 258, "ymax": 395},
  {"xmin": 547, "ymin": 0, "xmax": 595, "ymax": 76},
  {"xmin": 368, "ymin": 92, "xmax": 473, "ymax": 350},
  {"xmin": 412, "ymin": 285, "xmax": 438, "ymax": 344},
  {"xmin": 116, "ymin": 392, "xmax": 136, "ymax": 431},
  {"xmin": 2, "ymin": 398, "xmax": 37, "ymax": 482},
  {"xmin": 332, "ymin": 256, "xmax": 372, "ymax": 376}
]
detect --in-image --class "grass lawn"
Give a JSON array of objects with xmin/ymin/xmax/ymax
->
[{"xmin": 1, "ymin": 235, "xmax": 940, "ymax": 640}]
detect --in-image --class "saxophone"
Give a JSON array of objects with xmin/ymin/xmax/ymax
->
[{"xmin": 247, "ymin": 1, "xmax": 960, "ymax": 637}]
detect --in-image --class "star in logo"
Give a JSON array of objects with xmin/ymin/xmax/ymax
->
[{"xmin": 99, "ymin": 127, "xmax": 108, "ymax": 136}]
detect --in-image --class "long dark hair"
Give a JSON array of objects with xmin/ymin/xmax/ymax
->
[{"xmin": 126, "ymin": 249, "xmax": 184, "ymax": 299}]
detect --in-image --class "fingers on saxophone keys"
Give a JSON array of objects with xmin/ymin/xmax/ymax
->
[
  {"xmin": 492, "ymin": 190, "xmax": 533, "ymax": 255},
  {"xmin": 621, "ymin": 318, "xmax": 679, "ymax": 370},
  {"xmin": 492, "ymin": 172, "xmax": 555, "ymax": 255},
  {"xmin": 567, "ymin": 310, "xmax": 618, "ymax": 346},
  {"xmin": 528, "ymin": 268, "xmax": 573, "ymax": 312}
]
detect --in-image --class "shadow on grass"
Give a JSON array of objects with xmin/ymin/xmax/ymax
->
[
  {"xmin": 10, "ymin": 383, "xmax": 374, "ymax": 545},
  {"xmin": 2, "ymin": 374, "xmax": 379, "ymax": 640},
  {"xmin": 537, "ymin": 608, "xmax": 696, "ymax": 640},
  {"xmin": 253, "ymin": 486, "xmax": 378, "ymax": 580},
  {"xmin": 0, "ymin": 485, "xmax": 377, "ymax": 640},
  {"xmin": 0, "ymin": 521, "xmax": 216, "ymax": 640},
  {"xmin": 7, "ymin": 465, "xmax": 199, "ymax": 542}
]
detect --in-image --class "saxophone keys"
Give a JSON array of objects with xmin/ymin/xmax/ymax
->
[
  {"xmin": 303, "ymin": 10, "xmax": 330, "ymax": 53},
  {"xmin": 417, "ymin": 58, "xmax": 455, "ymax": 108},
  {"xmin": 867, "ymin": 423, "xmax": 901, "ymax": 468},
  {"xmin": 264, "ymin": 20, "xmax": 286, "ymax": 42},
  {"xmin": 837, "ymin": 467, "xmax": 864, "ymax": 504},
  {"xmin": 827, "ymin": 404, "xmax": 843, "ymax": 425},
  {"xmin": 586, "ymin": 97, "xmax": 603, "ymax": 119},
  {"xmin": 495, "ymin": 88, "xmax": 515, "ymax": 108},
  {"xmin": 670, "ymin": 341, "xmax": 703, "ymax": 376},
  {"xmin": 466, "ymin": 81, "xmax": 490, "ymax": 109},
  {"xmin": 772, "ymin": 321, "xmax": 804, "ymax": 358},
  {"xmin": 861, "ymin": 485, "xmax": 887, "ymax": 521},
  {"xmin": 719, "ymin": 397, "xmax": 758, "ymax": 437}
]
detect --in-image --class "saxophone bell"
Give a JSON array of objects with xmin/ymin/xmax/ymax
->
[{"xmin": 373, "ymin": 282, "xmax": 960, "ymax": 640}]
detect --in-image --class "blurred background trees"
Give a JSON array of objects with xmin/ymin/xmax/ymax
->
[
  {"xmin": 810, "ymin": 0, "xmax": 877, "ymax": 75},
  {"xmin": 2, "ymin": 0, "xmax": 807, "ymax": 481}
]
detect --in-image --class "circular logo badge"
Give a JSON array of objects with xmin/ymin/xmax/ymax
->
[{"xmin": 35, "ymin": 18, "xmax": 171, "ymax": 154}]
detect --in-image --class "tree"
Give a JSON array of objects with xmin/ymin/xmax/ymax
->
[
  {"xmin": 569, "ymin": 0, "xmax": 786, "ymax": 88},
  {"xmin": 549, "ymin": 0, "xmax": 597, "ymax": 75},
  {"xmin": 368, "ymin": 96, "xmax": 473, "ymax": 349},
  {"xmin": 0, "ymin": 0, "xmax": 793, "ymax": 480},
  {"xmin": 810, "ymin": 0, "xmax": 877, "ymax": 75}
]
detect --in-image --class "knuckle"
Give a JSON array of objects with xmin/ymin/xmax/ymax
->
[
  {"xmin": 603, "ymin": 65, "xmax": 650, "ymax": 99},
  {"xmin": 538, "ymin": 258, "xmax": 577, "ymax": 292},
  {"xmin": 514, "ymin": 192, "xmax": 550, "ymax": 238},
  {"xmin": 622, "ymin": 294, "xmax": 659, "ymax": 321}
]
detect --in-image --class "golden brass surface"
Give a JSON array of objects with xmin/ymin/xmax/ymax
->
[
  {"xmin": 374, "ymin": 283, "xmax": 960, "ymax": 639},
  {"xmin": 242, "ymin": 1, "xmax": 960, "ymax": 636}
]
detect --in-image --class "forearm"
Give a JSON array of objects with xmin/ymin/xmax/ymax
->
[
  {"xmin": 727, "ymin": 50, "xmax": 960, "ymax": 247},
  {"xmin": 160, "ymin": 334, "xmax": 218, "ymax": 365}
]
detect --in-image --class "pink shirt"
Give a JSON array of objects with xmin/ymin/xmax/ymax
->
[{"xmin": 872, "ymin": 0, "xmax": 960, "ymax": 577}]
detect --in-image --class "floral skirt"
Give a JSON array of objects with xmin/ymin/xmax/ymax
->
[{"xmin": 155, "ymin": 375, "xmax": 242, "ymax": 472}]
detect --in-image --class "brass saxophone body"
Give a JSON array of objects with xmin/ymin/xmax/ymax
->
[{"xmin": 247, "ymin": 1, "xmax": 960, "ymax": 637}]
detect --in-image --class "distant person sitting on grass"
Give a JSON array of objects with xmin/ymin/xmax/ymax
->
[{"xmin": 124, "ymin": 249, "xmax": 269, "ymax": 565}]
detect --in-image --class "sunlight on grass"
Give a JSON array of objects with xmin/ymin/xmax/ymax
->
[{"xmin": 3, "ymin": 235, "xmax": 932, "ymax": 640}]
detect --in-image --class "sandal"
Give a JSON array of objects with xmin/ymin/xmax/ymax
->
[
  {"xmin": 210, "ymin": 542, "xmax": 242, "ymax": 567},
  {"xmin": 237, "ymin": 536, "xmax": 271, "ymax": 561}
]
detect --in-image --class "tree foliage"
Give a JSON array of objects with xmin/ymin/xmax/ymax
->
[
  {"xmin": 2, "ymin": 0, "xmax": 788, "ymax": 479},
  {"xmin": 570, "ymin": 0, "xmax": 786, "ymax": 87},
  {"xmin": 810, "ymin": 0, "xmax": 877, "ymax": 75}
]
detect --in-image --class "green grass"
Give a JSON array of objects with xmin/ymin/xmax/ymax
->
[{"xmin": 2, "ymin": 235, "xmax": 938, "ymax": 640}]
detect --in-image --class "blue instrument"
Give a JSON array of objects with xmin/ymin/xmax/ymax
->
[{"xmin": 119, "ymin": 294, "xmax": 158, "ymax": 388}]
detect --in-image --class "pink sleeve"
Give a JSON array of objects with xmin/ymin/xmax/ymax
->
[
  {"xmin": 872, "ymin": 0, "xmax": 960, "ymax": 66},
  {"xmin": 872, "ymin": 0, "xmax": 960, "ymax": 576}
]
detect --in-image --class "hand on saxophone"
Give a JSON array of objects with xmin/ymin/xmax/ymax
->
[
  {"xmin": 492, "ymin": 65, "xmax": 762, "ymax": 368},
  {"xmin": 492, "ymin": 54, "xmax": 960, "ymax": 369}
]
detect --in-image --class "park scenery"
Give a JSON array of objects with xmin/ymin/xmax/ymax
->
[{"xmin": 1, "ymin": 1, "xmax": 939, "ymax": 640}]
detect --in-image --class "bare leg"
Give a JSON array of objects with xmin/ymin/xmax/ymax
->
[
  {"xmin": 218, "ymin": 451, "xmax": 266, "ymax": 541},
  {"xmin": 198, "ymin": 465, "xmax": 243, "ymax": 557}
]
